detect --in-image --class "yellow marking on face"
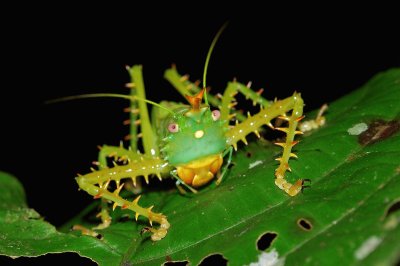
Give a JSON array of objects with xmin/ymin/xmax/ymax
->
[
  {"xmin": 194, "ymin": 130, "xmax": 204, "ymax": 139},
  {"xmin": 176, "ymin": 154, "xmax": 223, "ymax": 187}
]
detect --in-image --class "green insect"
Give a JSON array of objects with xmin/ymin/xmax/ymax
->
[{"xmin": 54, "ymin": 25, "xmax": 326, "ymax": 241}]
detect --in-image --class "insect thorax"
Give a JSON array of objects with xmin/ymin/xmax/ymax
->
[{"xmin": 160, "ymin": 106, "xmax": 228, "ymax": 167}]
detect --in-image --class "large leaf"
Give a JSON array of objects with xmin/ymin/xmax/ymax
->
[{"xmin": 1, "ymin": 69, "xmax": 399, "ymax": 265}]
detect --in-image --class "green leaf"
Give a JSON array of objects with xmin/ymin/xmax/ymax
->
[
  {"xmin": 0, "ymin": 171, "xmax": 122, "ymax": 264},
  {"xmin": 1, "ymin": 69, "xmax": 399, "ymax": 265}
]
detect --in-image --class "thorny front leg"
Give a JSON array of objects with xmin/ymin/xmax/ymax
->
[
  {"xmin": 274, "ymin": 93, "xmax": 305, "ymax": 196},
  {"xmin": 76, "ymin": 156, "xmax": 172, "ymax": 241},
  {"xmin": 275, "ymin": 104, "xmax": 328, "ymax": 196},
  {"xmin": 89, "ymin": 145, "xmax": 144, "ymax": 231},
  {"xmin": 225, "ymin": 93, "xmax": 308, "ymax": 196}
]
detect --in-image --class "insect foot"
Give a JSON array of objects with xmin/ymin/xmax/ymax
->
[
  {"xmin": 75, "ymin": 163, "xmax": 171, "ymax": 241},
  {"xmin": 142, "ymin": 217, "xmax": 171, "ymax": 241},
  {"xmin": 274, "ymin": 178, "xmax": 311, "ymax": 197}
]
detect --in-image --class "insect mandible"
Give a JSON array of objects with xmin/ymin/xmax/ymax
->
[{"xmin": 53, "ymin": 25, "xmax": 326, "ymax": 241}]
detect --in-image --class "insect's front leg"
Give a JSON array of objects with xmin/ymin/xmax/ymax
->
[
  {"xmin": 91, "ymin": 145, "xmax": 144, "ymax": 230},
  {"xmin": 272, "ymin": 93, "xmax": 305, "ymax": 196},
  {"xmin": 225, "ymin": 93, "xmax": 306, "ymax": 196},
  {"xmin": 76, "ymin": 156, "xmax": 172, "ymax": 241}
]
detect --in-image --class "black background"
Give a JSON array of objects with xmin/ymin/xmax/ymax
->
[{"xmin": 1, "ymin": 5, "xmax": 399, "ymax": 265}]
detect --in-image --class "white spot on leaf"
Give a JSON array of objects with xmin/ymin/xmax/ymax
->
[
  {"xmin": 347, "ymin": 123, "xmax": 368, "ymax": 135},
  {"xmin": 249, "ymin": 160, "xmax": 263, "ymax": 169},
  {"xmin": 248, "ymin": 249, "xmax": 284, "ymax": 266},
  {"xmin": 354, "ymin": 235, "xmax": 382, "ymax": 260}
]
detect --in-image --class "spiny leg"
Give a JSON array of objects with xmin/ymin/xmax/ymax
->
[
  {"xmin": 164, "ymin": 67, "xmax": 249, "ymax": 122},
  {"xmin": 225, "ymin": 92, "xmax": 306, "ymax": 196},
  {"xmin": 75, "ymin": 79, "xmax": 144, "ymax": 233},
  {"xmin": 221, "ymin": 81, "xmax": 307, "ymax": 196},
  {"xmin": 164, "ymin": 66, "xmax": 201, "ymax": 97},
  {"xmin": 124, "ymin": 69, "xmax": 140, "ymax": 150},
  {"xmin": 76, "ymin": 144, "xmax": 157, "ymax": 233},
  {"xmin": 219, "ymin": 82, "xmax": 241, "ymax": 124},
  {"xmin": 92, "ymin": 198, "xmax": 112, "ymax": 231},
  {"xmin": 126, "ymin": 65, "xmax": 159, "ymax": 157},
  {"xmin": 76, "ymin": 66, "xmax": 171, "ymax": 240},
  {"xmin": 95, "ymin": 64, "xmax": 158, "ymax": 230},
  {"xmin": 273, "ymin": 93, "xmax": 305, "ymax": 196},
  {"xmin": 225, "ymin": 80, "xmax": 327, "ymax": 134},
  {"xmin": 92, "ymin": 144, "xmax": 144, "ymax": 230},
  {"xmin": 164, "ymin": 66, "xmax": 221, "ymax": 108},
  {"xmin": 224, "ymin": 81, "xmax": 271, "ymax": 109},
  {"xmin": 76, "ymin": 156, "xmax": 172, "ymax": 241},
  {"xmin": 220, "ymin": 80, "xmax": 272, "ymax": 125},
  {"xmin": 96, "ymin": 144, "xmax": 143, "ymax": 168}
]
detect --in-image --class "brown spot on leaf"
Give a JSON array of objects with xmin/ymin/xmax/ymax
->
[
  {"xmin": 297, "ymin": 218, "xmax": 313, "ymax": 231},
  {"xmin": 359, "ymin": 119, "xmax": 400, "ymax": 146}
]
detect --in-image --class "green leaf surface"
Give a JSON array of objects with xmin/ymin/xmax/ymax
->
[{"xmin": 1, "ymin": 69, "xmax": 399, "ymax": 265}]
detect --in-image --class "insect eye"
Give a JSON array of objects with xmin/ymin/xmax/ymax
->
[
  {"xmin": 168, "ymin": 123, "xmax": 179, "ymax": 133},
  {"xmin": 211, "ymin": 110, "xmax": 221, "ymax": 121}
]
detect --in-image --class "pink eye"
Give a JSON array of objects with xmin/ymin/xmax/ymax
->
[
  {"xmin": 168, "ymin": 123, "xmax": 179, "ymax": 133},
  {"xmin": 211, "ymin": 110, "xmax": 221, "ymax": 121}
]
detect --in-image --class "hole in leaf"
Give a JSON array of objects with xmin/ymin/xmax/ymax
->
[
  {"xmin": 297, "ymin": 218, "xmax": 313, "ymax": 231},
  {"xmin": 385, "ymin": 200, "xmax": 400, "ymax": 218},
  {"xmin": 227, "ymin": 162, "xmax": 235, "ymax": 170},
  {"xmin": 359, "ymin": 119, "xmax": 400, "ymax": 146},
  {"xmin": 198, "ymin": 254, "xmax": 228, "ymax": 266},
  {"xmin": 246, "ymin": 152, "xmax": 252, "ymax": 158},
  {"xmin": 163, "ymin": 260, "xmax": 189, "ymax": 266},
  {"xmin": 257, "ymin": 232, "xmax": 278, "ymax": 251},
  {"xmin": 1, "ymin": 252, "xmax": 97, "ymax": 265}
]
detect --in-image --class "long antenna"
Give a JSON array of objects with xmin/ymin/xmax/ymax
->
[
  {"xmin": 46, "ymin": 93, "xmax": 175, "ymax": 115},
  {"xmin": 202, "ymin": 22, "xmax": 229, "ymax": 105}
]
